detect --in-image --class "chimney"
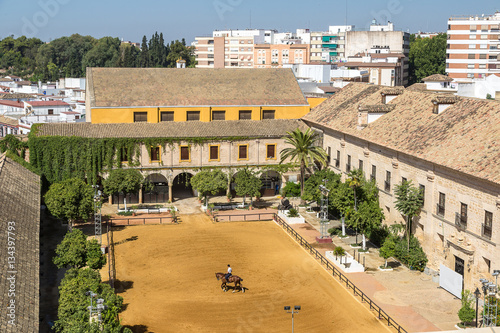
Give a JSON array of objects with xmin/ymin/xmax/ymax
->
[
  {"xmin": 358, "ymin": 104, "xmax": 396, "ymax": 129},
  {"xmin": 431, "ymin": 96, "xmax": 459, "ymax": 114}
]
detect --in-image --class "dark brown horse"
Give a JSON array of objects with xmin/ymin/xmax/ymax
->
[{"xmin": 215, "ymin": 272, "xmax": 244, "ymax": 293}]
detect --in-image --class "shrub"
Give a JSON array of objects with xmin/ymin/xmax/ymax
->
[
  {"xmin": 282, "ymin": 182, "xmax": 301, "ymax": 198},
  {"xmin": 117, "ymin": 211, "xmax": 133, "ymax": 216},
  {"xmin": 287, "ymin": 208, "xmax": 300, "ymax": 217},
  {"xmin": 379, "ymin": 238, "xmax": 396, "ymax": 268},
  {"xmin": 458, "ymin": 290, "xmax": 476, "ymax": 326},
  {"xmin": 333, "ymin": 246, "xmax": 346, "ymax": 256},
  {"xmin": 392, "ymin": 235, "xmax": 428, "ymax": 271},
  {"xmin": 328, "ymin": 227, "xmax": 342, "ymax": 236}
]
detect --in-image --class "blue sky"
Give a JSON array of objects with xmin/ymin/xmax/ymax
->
[{"xmin": 1, "ymin": 0, "xmax": 499, "ymax": 43}]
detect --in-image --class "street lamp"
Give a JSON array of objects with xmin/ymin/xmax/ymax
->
[
  {"xmin": 319, "ymin": 180, "xmax": 330, "ymax": 239},
  {"xmin": 92, "ymin": 185, "xmax": 102, "ymax": 245},
  {"xmin": 474, "ymin": 287, "xmax": 481, "ymax": 327},
  {"xmin": 284, "ymin": 305, "xmax": 301, "ymax": 333},
  {"xmin": 86, "ymin": 291, "xmax": 107, "ymax": 327}
]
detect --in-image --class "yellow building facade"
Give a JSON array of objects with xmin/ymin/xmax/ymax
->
[
  {"xmin": 90, "ymin": 105, "xmax": 310, "ymax": 124},
  {"xmin": 86, "ymin": 67, "xmax": 311, "ymax": 124}
]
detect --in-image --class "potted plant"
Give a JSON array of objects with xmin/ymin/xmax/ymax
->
[{"xmin": 227, "ymin": 194, "xmax": 232, "ymax": 202}]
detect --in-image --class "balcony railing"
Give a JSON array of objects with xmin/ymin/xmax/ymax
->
[
  {"xmin": 482, "ymin": 223, "xmax": 492, "ymax": 239},
  {"xmin": 455, "ymin": 213, "xmax": 467, "ymax": 230},
  {"xmin": 436, "ymin": 204, "xmax": 445, "ymax": 217},
  {"xmin": 384, "ymin": 181, "xmax": 391, "ymax": 192}
]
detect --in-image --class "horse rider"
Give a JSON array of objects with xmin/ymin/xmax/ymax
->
[{"xmin": 224, "ymin": 264, "xmax": 232, "ymax": 281}]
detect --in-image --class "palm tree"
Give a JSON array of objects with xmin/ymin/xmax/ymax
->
[
  {"xmin": 280, "ymin": 128, "xmax": 328, "ymax": 201},
  {"xmin": 394, "ymin": 180, "xmax": 423, "ymax": 251}
]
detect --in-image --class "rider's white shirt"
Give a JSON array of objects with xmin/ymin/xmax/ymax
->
[{"xmin": 228, "ymin": 267, "xmax": 232, "ymax": 274}]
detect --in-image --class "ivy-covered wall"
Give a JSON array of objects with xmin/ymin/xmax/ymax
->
[{"xmin": 28, "ymin": 129, "xmax": 253, "ymax": 185}]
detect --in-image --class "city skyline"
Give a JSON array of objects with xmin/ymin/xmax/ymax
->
[{"xmin": 1, "ymin": 0, "xmax": 499, "ymax": 43}]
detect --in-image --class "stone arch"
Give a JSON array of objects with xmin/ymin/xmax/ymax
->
[
  {"xmin": 172, "ymin": 171, "xmax": 196, "ymax": 200},
  {"xmin": 143, "ymin": 173, "xmax": 169, "ymax": 204}
]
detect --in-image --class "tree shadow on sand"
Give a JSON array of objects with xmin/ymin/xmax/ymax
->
[
  {"xmin": 114, "ymin": 280, "xmax": 134, "ymax": 293},
  {"xmin": 123, "ymin": 325, "xmax": 151, "ymax": 333}
]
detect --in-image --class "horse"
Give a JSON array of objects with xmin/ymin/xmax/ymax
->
[{"xmin": 215, "ymin": 272, "xmax": 245, "ymax": 293}]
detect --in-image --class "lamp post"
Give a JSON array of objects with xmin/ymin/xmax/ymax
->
[
  {"xmin": 92, "ymin": 185, "xmax": 102, "ymax": 245},
  {"xmin": 86, "ymin": 290, "xmax": 107, "ymax": 327},
  {"xmin": 474, "ymin": 287, "xmax": 481, "ymax": 327},
  {"xmin": 284, "ymin": 305, "xmax": 301, "ymax": 333},
  {"xmin": 480, "ymin": 275, "xmax": 499, "ymax": 327},
  {"xmin": 319, "ymin": 180, "xmax": 330, "ymax": 239}
]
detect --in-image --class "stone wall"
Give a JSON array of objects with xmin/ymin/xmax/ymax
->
[{"xmin": 322, "ymin": 125, "xmax": 499, "ymax": 291}]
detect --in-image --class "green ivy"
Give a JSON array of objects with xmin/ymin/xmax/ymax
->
[{"xmin": 28, "ymin": 131, "xmax": 253, "ymax": 186}]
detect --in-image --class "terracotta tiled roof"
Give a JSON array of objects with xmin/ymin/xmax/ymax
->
[
  {"xmin": 35, "ymin": 119, "xmax": 307, "ymax": 139},
  {"xmin": 0, "ymin": 93, "xmax": 36, "ymax": 100},
  {"xmin": 0, "ymin": 100, "xmax": 24, "ymax": 108},
  {"xmin": 303, "ymin": 82, "xmax": 500, "ymax": 185},
  {"xmin": 0, "ymin": 153, "xmax": 40, "ymax": 332},
  {"xmin": 27, "ymin": 101, "xmax": 69, "ymax": 107},
  {"xmin": 0, "ymin": 78, "xmax": 13, "ymax": 82},
  {"xmin": 422, "ymin": 74, "xmax": 453, "ymax": 82},
  {"xmin": 16, "ymin": 80, "xmax": 32, "ymax": 86},
  {"xmin": 431, "ymin": 95, "xmax": 459, "ymax": 104},
  {"xmin": 406, "ymin": 83, "xmax": 427, "ymax": 91},
  {"xmin": 0, "ymin": 115, "xmax": 18, "ymax": 126},
  {"xmin": 319, "ymin": 86, "xmax": 341, "ymax": 93},
  {"xmin": 87, "ymin": 68, "xmax": 308, "ymax": 108},
  {"xmin": 358, "ymin": 104, "xmax": 395, "ymax": 112},
  {"xmin": 381, "ymin": 87, "xmax": 404, "ymax": 95}
]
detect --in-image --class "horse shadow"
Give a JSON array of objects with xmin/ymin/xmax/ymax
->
[{"xmin": 222, "ymin": 285, "xmax": 249, "ymax": 293}]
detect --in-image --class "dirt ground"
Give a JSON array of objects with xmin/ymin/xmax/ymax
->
[{"xmin": 105, "ymin": 213, "xmax": 391, "ymax": 333}]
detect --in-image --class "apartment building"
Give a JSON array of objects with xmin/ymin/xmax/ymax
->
[
  {"xmin": 310, "ymin": 26, "xmax": 353, "ymax": 63},
  {"xmin": 254, "ymin": 44, "xmax": 310, "ymax": 68},
  {"xmin": 195, "ymin": 29, "xmax": 275, "ymax": 68},
  {"xmin": 446, "ymin": 12, "xmax": 500, "ymax": 79},
  {"xmin": 303, "ymin": 82, "xmax": 500, "ymax": 292}
]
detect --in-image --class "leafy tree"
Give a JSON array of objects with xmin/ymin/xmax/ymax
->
[
  {"xmin": 82, "ymin": 37, "xmax": 121, "ymax": 68},
  {"xmin": 0, "ymin": 134, "xmax": 28, "ymax": 157},
  {"xmin": 44, "ymin": 178, "xmax": 93, "ymax": 227},
  {"xmin": 233, "ymin": 167, "xmax": 262, "ymax": 205},
  {"xmin": 301, "ymin": 168, "xmax": 341, "ymax": 203},
  {"xmin": 102, "ymin": 168, "xmax": 144, "ymax": 210},
  {"xmin": 53, "ymin": 229, "xmax": 106, "ymax": 270},
  {"xmin": 379, "ymin": 237, "xmax": 396, "ymax": 268},
  {"xmin": 280, "ymin": 128, "xmax": 328, "ymax": 202},
  {"xmin": 190, "ymin": 170, "xmax": 228, "ymax": 206},
  {"xmin": 54, "ymin": 268, "xmax": 124, "ymax": 333},
  {"xmin": 458, "ymin": 290, "xmax": 476, "ymax": 326},
  {"xmin": 408, "ymin": 33, "xmax": 447, "ymax": 84},
  {"xmin": 393, "ymin": 235, "xmax": 428, "ymax": 271},
  {"xmin": 282, "ymin": 182, "xmax": 301, "ymax": 198},
  {"xmin": 394, "ymin": 180, "xmax": 423, "ymax": 250},
  {"xmin": 86, "ymin": 239, "xmax": 107, "ymax": 270}
]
